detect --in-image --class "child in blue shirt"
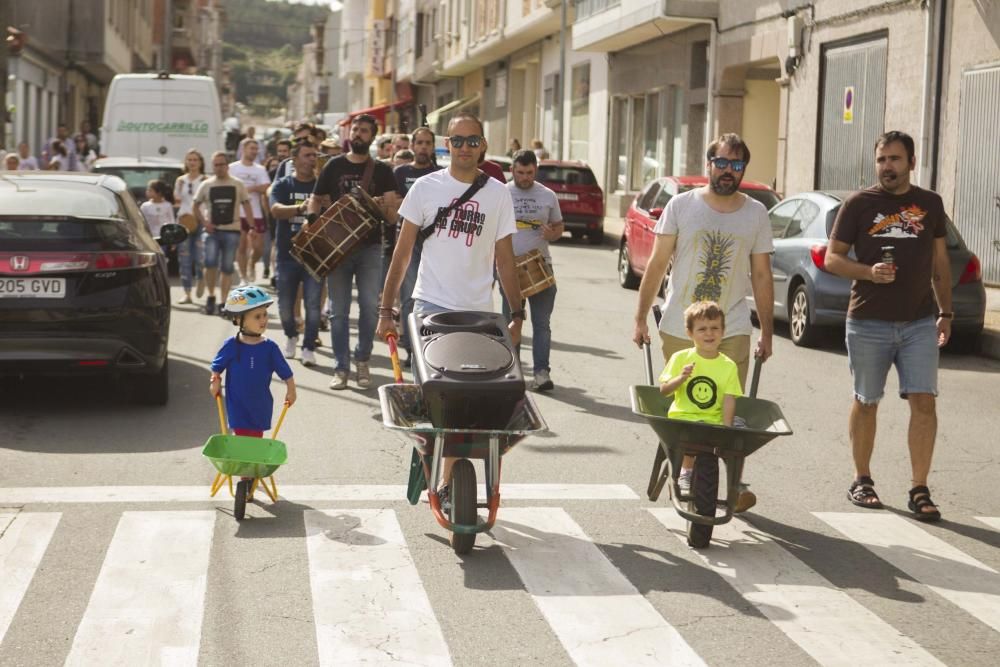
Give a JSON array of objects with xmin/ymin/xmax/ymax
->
[{"xmin": 210, "ymin": 285, "xmax": 296, "ymax": 436}]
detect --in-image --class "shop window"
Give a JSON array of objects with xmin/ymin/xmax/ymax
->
[
  {"xmin": 611, "ymin": 97, "xmax": 628, "ymax": 192},
  {"xmin": 643, "ymin": 92, "xmax": 663, "ymax": 184},
  {"xmin": 569, "ymin": 63, "xmax": 590, "ymax": 161},
  {"xmin": 629, "ymin": 96, "xmax": 645, "ymax": 190}
]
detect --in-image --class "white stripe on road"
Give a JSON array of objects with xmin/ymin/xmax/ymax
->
[
  {"xmin": 650, "ymin": 509, "xmax": 942, "ymax": 667},
  {"xmin": 65, "ymin": 511, "xmax": 215, "ymax": 667},
  {"xmin": 492, "ymin": 508, "xmax": 705, "ymax": 667},
  {"xmin": 0, "ymin": 512, "xmax": 61, "ymax": 644},
  {"xmin": 304, "ymin": 509, "xmax": 451, "ymax": 666},
  {"xmin": 0, "ymin": 483, "xmax": 638, "ymax": 504},
  {"xmin": 975, "ymin": 517, "xmax": 1000, "ymax": 531},
  {"xmin": 816, "ymin": 512, "xmax": 1000, "ymax": 633}
]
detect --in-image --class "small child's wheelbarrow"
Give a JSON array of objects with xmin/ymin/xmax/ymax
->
[
  {"xmin": 630, "ymin": 343, "xmax": 792, "ymax": 548},
  {"xmin": 378, "ymin": 334, "xmax": 547, "ymax": 555},
  {"xmin": 202, "ymin": 394, "xmax": 290, "ymax": 521}
]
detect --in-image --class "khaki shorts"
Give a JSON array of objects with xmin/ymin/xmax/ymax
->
[{"xmin": 658, "ymin": 332, "xmax": 751, "ymax": 391}]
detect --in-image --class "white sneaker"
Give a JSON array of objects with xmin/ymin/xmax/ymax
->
[
  {"xmin": 329, "ymin": 370, "xmax": 349, "ymax": 390},
  {"xmin": 284, "ymin": 336, "xmax": 297, "ymax": 359},
  {"xmin": 301, "ymin": 348, "xmax": 317, "ymax": 367},
  {"xmin": 530, "ymin": 369, "xmax": 554, "ymax": 392},
  {"xmin": 355, "ymin": 361, "xmax": 372, "ymax": 389}
]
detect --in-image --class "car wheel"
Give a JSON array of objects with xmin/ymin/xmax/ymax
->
[
  {"xmin": 132, "ymin": 359, "xmax": 169, "ymax": 406},
  {"xmin": 788, "ymin": 285, "xmax": 819, "ymax": 347},
  {"xmin": 570, "ymin": 230, "xmax": 584, "ymax": 241},
  {"xmin": 618, "ymin": 241, "xmax": 641, "ymax": 289}
]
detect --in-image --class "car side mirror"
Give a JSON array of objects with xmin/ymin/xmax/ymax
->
[
  {"xmin": 156, "ymin": 222, "xmax": 188, "ymax": 245},
  {"xmin": 649, "ymin": 207, "xmax": 664, "ymax": 219}
]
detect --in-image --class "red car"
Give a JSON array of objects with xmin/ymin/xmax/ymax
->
[
  {"xmin": 536, "ymin": 161, "xmax": 605, "ymax": 244},
  {"xmin": 618, "ymin": 176, "xmax": 781, "ymax": 288}
]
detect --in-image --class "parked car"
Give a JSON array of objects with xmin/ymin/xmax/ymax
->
[
  {"xmin": 0, "ymin": 172, "xmax": 187, "ymax": 404},
  {"xmin": 91, "ymin": 157, "xmax": 184, "ymax": 205},
  {"xmin": 619, "ymin": 175, "xmax": 781, "ymax": 288},
  {"xmin": 749, "ymin": 190, "xmax": 986, "ymax": 350},
  {"xmin": 535, "ymin": 160, "xmax": 605, "ymax": 243}
]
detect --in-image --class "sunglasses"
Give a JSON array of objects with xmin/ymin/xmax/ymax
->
[
  {"xmin": 448, "ymin": 135, "xmax": 483, "ymax": 148},
  {"xmin": 708, "ymin": 157, "xmax": 747, "ymax": 172}
]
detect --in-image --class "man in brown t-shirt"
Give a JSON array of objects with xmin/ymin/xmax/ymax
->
[{"xmin": 826, "ymin": 130, "xmax": 953, "ymax": 522}]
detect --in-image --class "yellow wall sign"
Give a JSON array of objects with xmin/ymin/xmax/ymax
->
[{"xmin": 843, "ymin": 86, "xmax": 855, "ymax": 124}]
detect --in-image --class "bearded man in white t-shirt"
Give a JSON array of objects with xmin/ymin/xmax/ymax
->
[{"xmin": 632, "ymin": 133, "xmax": 775, "ymax": 514}]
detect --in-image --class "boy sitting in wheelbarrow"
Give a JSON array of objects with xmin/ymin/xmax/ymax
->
[{"xmin": 658, "ymin": 301, "xmax": 753, "ymax": 511}]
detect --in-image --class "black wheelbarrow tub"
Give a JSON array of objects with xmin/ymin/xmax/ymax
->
[{"xmin": 629, "ymin": 385, "xmax": 792, "ymax": 457}]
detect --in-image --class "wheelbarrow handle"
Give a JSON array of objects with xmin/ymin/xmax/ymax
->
[
  {"xmin": 386, "ymin": 333, "xmax": 404, "ymax": 384},
  {"xmin": 272, "ymin": 401, "xmax": 291, "ymax": 440},
  {"xmin": 642, "ymin": 342, "xmax": 655, "ymax": 386},
  {"xmin": 214, "ymin": 393, "xmax": 227, "ymax": 435},
  {"xmin": 749, "ymin": 353, "xmax": 763, "ymax": 399}
]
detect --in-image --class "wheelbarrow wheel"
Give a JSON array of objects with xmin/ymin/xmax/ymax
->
[
  {"xmin": 449, "ymin": 459, "xmax": 477, "ymax": 555},
  {"xmin": 686, "ymin": 454, "xmax": 718, "ymax": 548},
  {"xmin": 234, "ymin": 479, "xmax": 250, "ymax": 521}
]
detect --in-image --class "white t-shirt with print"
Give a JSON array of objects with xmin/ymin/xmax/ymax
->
[
  {"xmin": 654, "ymin": 188, "xmax": 773, "ymax": 338},
  {"xmin": 140, "ymin": 200, "xmax": 176, "ymax": 237},
  {"xmin": 174, "ymin": 174, "xmax": 208, "ymax": 217},
  {"xmin": 228, "ymin": 161, "xmax": 269, "ymax": 218},
  {"xmin": 507, "ymin": 181, "xmax": 562, "ymax": 260},
  {"xmin": 398, "ymin": 169, "xmax": 516, "ymax": 312}
]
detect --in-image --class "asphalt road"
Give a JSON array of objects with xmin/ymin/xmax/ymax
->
[{"xmin": 2, "ymin": 236, "xmax": 999, "ymax": 666}]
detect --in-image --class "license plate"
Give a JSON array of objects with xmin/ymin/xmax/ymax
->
[
  {"xmin": 0, "ymin": 277, "xmax": 67, "ymax": 298},
  {"xmin": 556, "ymin": 193, "xmax": 579, "ymax": 201}
]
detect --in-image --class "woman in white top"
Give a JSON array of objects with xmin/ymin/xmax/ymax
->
[
  {"xmin": 139, "ymin": 180, "xmax": 175, "ymax": 238},
  {"xmin": 73, "ymin": 135, "xmax": 97, "ymax": 171},
  {"xmin": 174, "ymin": 149, "xmax": 208, "ymax": 304}
]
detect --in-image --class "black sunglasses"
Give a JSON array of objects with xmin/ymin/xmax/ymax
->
[
  {"xmin": 708, "ymin": 157, "xmax": 747, "ymax": 172},
  {"xmin": 448, "ymin": 135, "xmax": 483, "ymax": 148}
]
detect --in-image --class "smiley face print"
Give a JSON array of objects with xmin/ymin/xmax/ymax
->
[{"xmin": 686, "ymin": 376, "xmax": 718, "ymax": 409}]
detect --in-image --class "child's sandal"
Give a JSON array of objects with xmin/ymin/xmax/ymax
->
[{"xmin": 907, "ymin": 485, "xmax": 941, "ymax": 522}]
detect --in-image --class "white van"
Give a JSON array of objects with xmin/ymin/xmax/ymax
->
[{"xmin": 100, "ymin": 72, "xmax": 224, "ymax": 160}]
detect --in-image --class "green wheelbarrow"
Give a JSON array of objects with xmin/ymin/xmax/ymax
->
[
  {"xmin": 378, "ymin": 382, "xmax": 547, "ymax": 555},
  {"xmin": 202, "ymin": 393, "xmax": 289, "ymax": 521},
  {"xmin": 630, "ymin": 342, "xmax": 792, "ymax": 548}
]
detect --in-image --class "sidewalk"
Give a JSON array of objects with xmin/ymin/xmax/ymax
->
[{"xmin": 601, "ymin": 216, "xmax": 1000, "ymax": 361}]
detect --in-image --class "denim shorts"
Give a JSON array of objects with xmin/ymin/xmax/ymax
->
[
  {"xmin": 203, "ymin": 230, "xmax": 241, "ymax": 274},
  {"xmin": 413, "ymin": 299, "xmax": 451, "ymax": 315},
  {"xmin": 845, "ymin": 316, "xmax": 939, "ymax": 404}
]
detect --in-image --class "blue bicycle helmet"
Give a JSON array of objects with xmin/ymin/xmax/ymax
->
[{"xmin": 224, "ymin": 285, "xmax": 274, "ymax": 314}]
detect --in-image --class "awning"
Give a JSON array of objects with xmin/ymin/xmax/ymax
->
[
  {"xmin": 426, "ymin": 93, "xmax": 481, "ymax": 126},
  {"xmin": 338, "ymin": 96, "xmax": 414, "ymax": 127}
]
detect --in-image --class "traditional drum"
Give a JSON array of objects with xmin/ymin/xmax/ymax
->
[
  {"xmin": 290, "ymin": 188, "xmax": 384, "ymax": 282},
  {"xmin": 514, "ymin": 248, "xmax": 556, "ymax": 298},
  {"xmin": 177, "ymin": 213, "xmax": 198, "ymax": 234}
]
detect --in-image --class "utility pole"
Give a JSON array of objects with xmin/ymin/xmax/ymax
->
[
  {"xmin": 162, "ymin": 0, "xmax": 173, "ymax": 72},
  {"xmin": 557, "ymin": 0, "xmax": 567, "ymax": 160},
  {"xmin": 1, "ymin": 1, "xmax": 10, "ymax": 150}
]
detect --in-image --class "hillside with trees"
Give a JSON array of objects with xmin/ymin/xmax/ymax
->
[{"xmin": 222, "ymin": 0, "xmax": 328, "ymax": 118}]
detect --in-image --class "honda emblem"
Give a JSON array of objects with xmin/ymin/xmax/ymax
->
[{"xmin": 9, "ymin": 256, "xmax": 29, "ymax": 272}]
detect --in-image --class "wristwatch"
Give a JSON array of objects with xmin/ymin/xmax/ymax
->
[
  {"xmin": 937, "ymin": 312, "xmax": 954, "ymax": 319},
  {"xmin": 510, "ymin": 309, "xmax": 526, "ymax": 321}
]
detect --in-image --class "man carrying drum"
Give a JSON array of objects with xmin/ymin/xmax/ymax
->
[
  {"xmin": 306, "ymin": 113, "xmax": 400, "ymax": 391},
  {"xmin": 376, "ymin": 112, "xmax": 524, "ymax": 503},
  {"xmin": 502, "ymin": 149, "xmax": 564, "ymax": 392}
]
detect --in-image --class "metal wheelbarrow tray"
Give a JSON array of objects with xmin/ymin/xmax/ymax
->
[{"xmin": 378, "ymin": 383, "xmax": 547, "ymax": 554}]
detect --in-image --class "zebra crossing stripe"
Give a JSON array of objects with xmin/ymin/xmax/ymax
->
[
  {"xmin": 492, "ymin": 508, "xmax": 706, "ymax": 667},
  {"xmin": 0, "ymin": 512, "xmax": 61, "ymax": 645},
  {"xmin": 650, "ymin": 509, "xmax": 943, "ymax": 666},
  {"xmin": 304, "ymin": 509, "xmax": 451, "ymax": 666},
  {"xmin": 65, "ymin": 511, "xmax": 215, "ymax": 667},
  {"xmin": 0, "ymin": 483, "xmax": 637, "ymax": 504},
  {"xmin": 975, "ymin": 517, "xmax": 1000, "ymax": 531},
  {"xmin": 815, "ymin": 512, "xmax": 1000, "ymax": 634}
]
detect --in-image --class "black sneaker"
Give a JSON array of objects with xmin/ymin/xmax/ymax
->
[
  {"xmin": 204, "ymin": 296, "xmax": 216, "ymax": 315},
  {"xmin": 262, "ymin": 266, "xmax": 270, "ymax": 279}
]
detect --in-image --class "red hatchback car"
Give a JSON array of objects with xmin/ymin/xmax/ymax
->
[
  {"xmin": 618, "ymin": 176, "xmax": 781, "ymax": 288},
  {"xmin": 536, "ymin": 161, "xmax": 605, "ymax": 244}
]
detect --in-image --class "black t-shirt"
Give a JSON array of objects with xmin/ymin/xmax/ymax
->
[
  {"xmin": 831, "ymin": 185, "xmax": 947, "ymax": 322},
  {"xmin": 394, "ymin": 163, "xmax": 441, "ymax": 196},
  {"xmin": 313, "ymin": 155, "xmax": 396, "ymax": 245},
  {"xmin": 269, "ymin": 174, "xmax": 317, "ymax": 260}
]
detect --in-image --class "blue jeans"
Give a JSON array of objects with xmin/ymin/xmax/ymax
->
[
  {"xmin": 399, "ymin": 241, "xmax": 423, "ymax": 351},
  {"xmin": 203, "ymin": 230, "xmax": 241, "ymax": 275},
  {"xmin": 502, "ymin": 283, "xmax": 557, "ymax": 372},
  {"xmin": 177, "ymin": 226, "xmax": 203, "ymax": 291},
  {"xmin": 845, "ymin": 316, "xmax": 939, "ymax": 404},
  {"xmin": 277, "ymin": 257, "xmax": 322, "ymax": 351},
  {"xmin": 327, "ymin": 242, "xmax": 381, "ymax": 371}
]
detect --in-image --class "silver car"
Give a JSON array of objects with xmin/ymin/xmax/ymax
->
[{"xmin": 750, "ymin": 191, "xmax": 986, "ymax": 351}]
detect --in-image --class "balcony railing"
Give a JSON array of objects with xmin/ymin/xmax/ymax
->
[{"xmin": 574, "ymin": 0, "xmax": 620, "ymax": 21}]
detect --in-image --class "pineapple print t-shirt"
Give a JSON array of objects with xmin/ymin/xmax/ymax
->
[{"xmin": 654, "ymin": 189, "xmax": 773, "ymax": 338}]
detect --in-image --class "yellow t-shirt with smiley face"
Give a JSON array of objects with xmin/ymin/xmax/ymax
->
[{"xmin": 658, "ymin": 348, "xmax": 742, "ymax": 424}]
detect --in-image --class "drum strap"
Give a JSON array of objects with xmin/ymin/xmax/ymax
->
[
  {"xmin": 419, "ymin": 171, "xmax": 489, "ymax": 243},
  {"xmin": 359, "ymin": 157, "xmax": 375, "ymax": 194}
]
